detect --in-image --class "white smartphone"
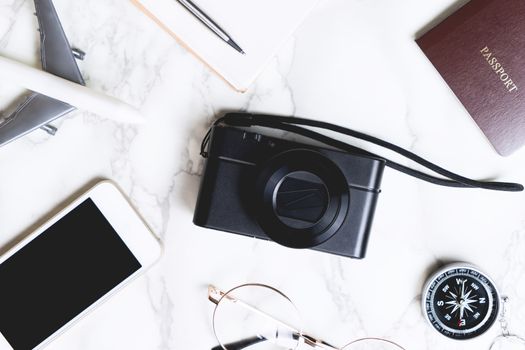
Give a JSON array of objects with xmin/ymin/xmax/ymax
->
[{"xmin": 0, "ymin": 181, "xmax": 162, "ymax": 350}]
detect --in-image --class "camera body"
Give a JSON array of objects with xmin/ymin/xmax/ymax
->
[{"xmin": 193, "ymin": 124, "xmax": 385, "ymax": 259}]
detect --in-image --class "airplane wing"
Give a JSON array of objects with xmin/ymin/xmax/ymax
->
[
  {"xmin": 35, "ymin": 0, "xmax": 85, "ymax": 84},
  {"xmin": 0, "ymin": 0, "xmax": 84, "ymax": 147},
  {"xmin": 0, "ymin": 93, "xmax": 75, "ymax": 146}
]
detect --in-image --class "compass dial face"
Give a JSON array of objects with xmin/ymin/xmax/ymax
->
[{"xmin": 423, "ymin": 265, "xmax": 500, "ymax": 340}]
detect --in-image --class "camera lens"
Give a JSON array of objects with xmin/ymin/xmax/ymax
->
[
  {"xmin": 274, "ymin": 171, "xmax": 329, "ymax": 229},
  {"xmin": 255, "ymin": 149, "xmax": 350, "ymax": 249}
]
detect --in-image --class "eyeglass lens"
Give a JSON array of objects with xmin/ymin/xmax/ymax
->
[{"xmin": 212, "ymin": 284, "xmax": 302, "ymax": 350}]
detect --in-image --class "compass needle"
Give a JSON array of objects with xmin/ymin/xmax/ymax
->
[{"xmin": 464, "ymin": 289, "xmax": 473, "ymax": 299}]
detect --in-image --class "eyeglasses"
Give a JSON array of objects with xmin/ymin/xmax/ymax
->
[{"xmin": 208, "ymin": 284, "xmax": 406, "ymax": 350}]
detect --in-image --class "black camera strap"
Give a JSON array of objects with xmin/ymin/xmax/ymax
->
[{"xmin": 201, "ymin": 113, "xmax": 523, "ymax": 192}]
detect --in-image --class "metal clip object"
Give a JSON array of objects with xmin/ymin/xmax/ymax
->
[
  {"xmin": 499, "ymin": 296, "xmax": 510, "ymax": 336},
  {"xmin": 488, "ymin": 296, "xmax": 525, "ymax": 350}
]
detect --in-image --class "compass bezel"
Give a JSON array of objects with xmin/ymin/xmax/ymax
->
[{"xmin": 421, "ymin": 263, "xmax": 501, "ymax": 340}]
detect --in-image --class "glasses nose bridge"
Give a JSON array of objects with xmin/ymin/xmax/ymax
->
[{"xmin": 300, "ymin": 333, "xmax": 340, "ymax": 350}]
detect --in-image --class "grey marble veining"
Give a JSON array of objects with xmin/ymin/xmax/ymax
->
[{"xmin": 1, "ymin": 0, "xmax": 525, "ymax": 349}]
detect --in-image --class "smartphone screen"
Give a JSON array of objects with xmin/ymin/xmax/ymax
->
[{"xmin": 0, "ymin": 198, "xmax": 142, "ymax": 350}]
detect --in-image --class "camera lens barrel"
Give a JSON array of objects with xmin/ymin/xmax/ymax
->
[{"xmin": 254, "ymin": 149, "xmax": 350, "ymax": 249}]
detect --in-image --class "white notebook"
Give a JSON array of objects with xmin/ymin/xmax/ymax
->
[{"xmin": 132, "ymin": 0, "xmax": 320, "ymax": 91}]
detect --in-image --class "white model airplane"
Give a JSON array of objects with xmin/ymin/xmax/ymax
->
[{"xmin": 0, "ymin": 0, "xmax": 143, "ymax": 147}]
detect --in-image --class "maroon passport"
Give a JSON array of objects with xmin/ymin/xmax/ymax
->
[{"xmin": 417, "ymin": 0, "xmax": 525, "ymax": 156}]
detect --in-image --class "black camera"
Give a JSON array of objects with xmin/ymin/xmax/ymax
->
[{"xmin": 193, "ymin": 122, "xmax": 385, "ymax": 259}]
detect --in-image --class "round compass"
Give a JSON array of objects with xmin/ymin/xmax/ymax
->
[{"xmin": 422, "ymin": 263, "xmax": 500, "ymax": 340}]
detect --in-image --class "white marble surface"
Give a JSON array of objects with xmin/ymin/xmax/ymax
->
[{"xmin": 1, "ymin": 0, "xmax": 525, "ymax": 349}]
